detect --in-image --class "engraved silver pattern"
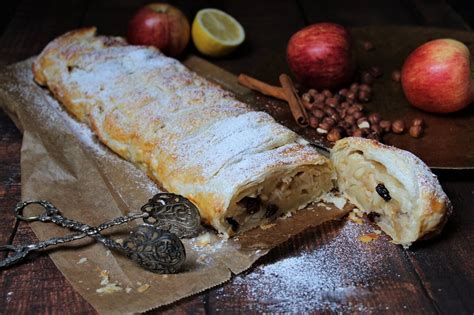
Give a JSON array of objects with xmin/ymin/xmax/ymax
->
[{"xmin": 0, "ymin": 193, "xmax": 200, "ymax": 274}]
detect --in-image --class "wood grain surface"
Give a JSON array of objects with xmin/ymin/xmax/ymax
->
[{"xmin": 0, "ymin": 0, "xmax": 473, "ymax": 314}]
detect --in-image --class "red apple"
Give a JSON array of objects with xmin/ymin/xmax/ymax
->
[
  {"xmin": 401, "ymin": 39, "xmax": 474, "ymax": 113},
  {"xmin": 286, "ymin": 23, "xmax": 355, "ymax": 90},
  {"xmin": 127, "ymin": 3, "xmax": 190, "ymax": 57}
]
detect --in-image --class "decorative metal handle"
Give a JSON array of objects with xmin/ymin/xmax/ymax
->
[
  {"xmin": 141, "ymin": 193, "xmax": 201, "ymax": 238},
  {"xmin": 0, "ymin": 193, "xmax": 201, "ymax": 274}
]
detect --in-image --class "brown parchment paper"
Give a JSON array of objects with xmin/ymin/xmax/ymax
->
[{"xmin": 0, "ymin": 57, "xmax": 348, "ymax": 314}]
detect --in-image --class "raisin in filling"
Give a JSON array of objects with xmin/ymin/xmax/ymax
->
[
  {"xmin": 238, "ymin": 197, "xmax": 261, "ymax": 215},
  {"xmin": 376, "ymin": 183, "xmax": 391, "ymax": 201},
  {"xmin": 225, "ymin": 217, "xmax": 240, "ymax": 232},
  {"xmin": 265, "ymin": 203, "xmax": 279, "ymax": 218}
]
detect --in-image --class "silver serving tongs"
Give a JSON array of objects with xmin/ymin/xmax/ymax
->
[{"xmin": 0, "ymin": 193, "xmax": 201, "ymax": 274}]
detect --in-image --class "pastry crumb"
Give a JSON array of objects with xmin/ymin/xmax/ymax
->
[
  {"xmin": 99, "ymin": 270, "xmax": 109, "ymax": 285},
  {"xmin": 195, "ymin": 232, "xmax": 212, "ymax": 246},
  {"xmin": 281, "ymin": 211, "xmax": 293, "ymax": 219},
  {"xmin": 77, "ymin": 257, "xmax": 88, "ymax": 264},
  {"xmin": 260, "ymin": 223, "xmax": 276, "ymax": 230},
  {"xmin": 348, "ymin": 211, "xmax": 364, "ymax": 224},
  {"xmin": 358, "ymin": 233, "xmax": 379, "ymax": 243},
  {"xmin": 96, "ymin": 269, "xmax": 123, "ymax": 294},
  {"xmin": 96, "ymin": 283, "xmax": 123, "ymax": 294},
  {"xmin": 137, "ymin": 284, "xmax": 150, "ymax": 293},
  {"xmin": 321, "ymin": 192, "xmax": 347, "ymax": 209}
]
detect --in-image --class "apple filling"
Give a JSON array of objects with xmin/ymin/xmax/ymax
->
[
  {"xmin": 335, "ymin": 150, "xmax": 416, "ymax": 243},
  {"xmin": 221, "ymin": 166, "xmax": 333, "ymax": 235}
]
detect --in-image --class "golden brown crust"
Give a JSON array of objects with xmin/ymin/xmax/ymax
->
[{"xmin": 33, "ymin": 28, "xmax": 333, "ymax": 235}]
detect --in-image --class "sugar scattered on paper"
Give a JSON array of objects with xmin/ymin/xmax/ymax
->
[{"xmin": 213, "ymin": 220, "xmax": 397, "ymax": 313}]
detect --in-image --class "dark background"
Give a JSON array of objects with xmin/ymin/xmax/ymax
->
[{"xmin": 0, "ymin": 0, "xmax": 473, "ymax": 314}]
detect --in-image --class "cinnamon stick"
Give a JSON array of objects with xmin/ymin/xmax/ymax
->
[
  {"xmin": 279, "ymin": 74, "xmax": 309, "ymax": 127},
  {"xmin": 238, "ymin": 74, "xmax": 287, "ymax": 101}
]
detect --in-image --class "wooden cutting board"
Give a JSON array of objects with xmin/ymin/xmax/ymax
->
[{"xmin": 184, "ymin": 26, "xmax": 474, "ymax": 169}]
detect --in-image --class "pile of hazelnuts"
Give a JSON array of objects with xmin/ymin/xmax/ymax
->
[{"xmin": 301, "ymin": 67, "xmax": 424, "ymax": 142}]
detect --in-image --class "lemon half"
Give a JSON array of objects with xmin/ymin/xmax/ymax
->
[{"xmin": 192, "ymin": 8, "xmax": 245, "ymax": 57}]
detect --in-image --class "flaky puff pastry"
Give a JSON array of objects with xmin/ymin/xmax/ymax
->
[
  {"xmin": 32, "ymin": 27, "xmax": 334, "ymax": 236},
  {"xmin": 331, "ymin": 137, "xmax": 451, "ymax": 246}
]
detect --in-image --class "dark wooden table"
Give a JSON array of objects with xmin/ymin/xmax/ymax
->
[{"xmin": 1, "ymin": 1, "xmax": 473, "ymax": 314}]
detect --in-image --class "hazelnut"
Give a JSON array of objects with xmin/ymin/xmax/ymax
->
[
  {"xmin": 308, "ymin": 89, "xmax": 318, "ymax": 96},
  {"xmin": 322, "ymin": 89, "xmax": 333, "ymax": 98},
  {"xmin": 314, "ymin": 94, "xmax": 326, "ymax": 103},
  {"xmin": 344, "ymin": 115, "xmax": 356, "ymax": 125},
  {"xmin": 368, "ymin": 113, "xmax": 381, "ymax": 125},
  {"xmin": 352, "ymin": 103, "xmax": 364, "ymax": 111},
  {"xmin": 326, "ymin": 97, "xmax": 339, "ymax": 108},
  {"xmin": 392, "ymin": 120, "xmax": 405, "ymax": 134},
  {"xmin": 369, "ymin": 66, "xmax": 383, "ymax": 78},
  {"xmin": 352, "ymin": 111, "xmax": 364, "ymax": 120},
  {"xmin": 314, "ymin": 102, "xmax": 325, "ymax": 110},
  {"xmin": 352, "ymin": 128, "xmax": 364, "ymax": 137},
  {"xmin": 350, "ymin": 83, "xmax": 359, "ymax": 92},
  {"xmin": 412, "ymin": 118, "xmax": 424, "ymax": 127},
  {"xmin": 358, "ymin": 90, "xmax": 371, "ymax": 102},
  {"xmin": 340, "ymin": 101, "xmax": 350, "ymax": 109},
  {"xmin": 309, "ymin": 116, "xmax": 320, "ymax": 128},
  {"xmin": 302, "ymin": 93, "xmax": 313, "ymax": 103},
  {"xmin": 346, "ymin": 91, "xmax": 357, "ymax": 103},
  {"xmin": 327, "ymin": 128, "xmax": 342, "ymax": 142},
  {"xmin": 324, "ymin": 107, "xmax": 337, "ymax": 117},
  {"xmin": 322, "ymin": 117, "xmax": 336, "ymax": 127},
  {"xmin": 312, "ymin": 109, "xmax": 325, "ymax": 119},
  {"xmin": 379, "ymin": 120, "xmax": 392, "ymax": 133},
  {"xmin": 303, "ymin": 100, "xmax": 314, "ymax": 111},
  {"xmin": 347, "ymin": 106, "xmax": 359, "ymax": 115},
  {"xmin": 318, "ymin": 122, "xmax": 332, "ymax": 131},
  {"xmin": 363, "ymin": 41, "xmax": 375, "ymax": 51},
  {"xmin": 391, "ymin": 70, "xmax": 401, "ymax": 82},
  {"xmin": 409, "ymin": 125, "xmax": 423, "ymax": 138},
  {"xmin": 338, "ymin": 88, "xmax": 349, "ymax": 97}
]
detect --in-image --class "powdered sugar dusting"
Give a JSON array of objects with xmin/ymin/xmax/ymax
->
[
  {"xmin": 214, "ymin": 220, "xmax": 398, "ymax": 313},
  {"xmin": 2, "ymin": 59, "xmax": 160, "ymax": 197}
]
